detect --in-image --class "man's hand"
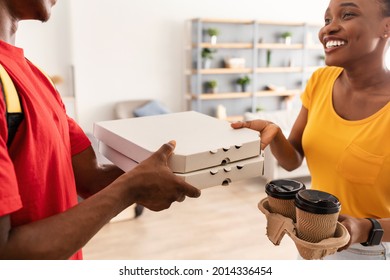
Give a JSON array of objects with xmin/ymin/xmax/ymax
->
[{"xmin": 119, "ymin": 140, "xmax": 201, "ymax": 211}]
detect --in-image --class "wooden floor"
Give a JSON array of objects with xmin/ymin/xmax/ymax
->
[{"xmin": 83, "ymin": 176, "xmax": 311, "ymax": 260}]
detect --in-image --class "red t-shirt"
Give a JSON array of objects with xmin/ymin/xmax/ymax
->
[{"xmin": 0, "ymin": 40, "xmax": 91, "ymax": 259}]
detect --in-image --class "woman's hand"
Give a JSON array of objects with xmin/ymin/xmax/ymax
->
[
  {"xmin": 337, "ymin": 214, "xmax": 372, "ymax": 251},
  {"xmin": 231, "ymin": 120, "xmax": 280, "ymax": 150},
  {"xmin": 231, "ymin": 111, "xmax": 306, "ymax": 172}
]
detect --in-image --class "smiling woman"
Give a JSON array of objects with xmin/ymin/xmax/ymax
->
[{"xmin": 231, "ymin": 0, "xmax": 390, "ymax": 260}]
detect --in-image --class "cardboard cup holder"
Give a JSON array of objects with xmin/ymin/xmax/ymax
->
[{"xmin": 258, "ymin": 197, "xmax": 350, "ymax": 260}]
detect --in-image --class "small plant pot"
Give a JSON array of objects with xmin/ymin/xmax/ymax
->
[
  {"xmin": 210, "ymin": 35, "xmax": 217, "ymax": 45},
  {"xmin": 284, "ymin": 36, "xmax": 292, "ymax": 45},
  {"xmin": 203, "ymin": 59, "xmax": 211, "ymax": 69},
  {"xmin": 207, "ymin": 87, "xmax": 218, "ymax": 94},
  {"xmin": 241, "ymin": 84, "xmax": 248, "ymax": 92},
  {"xmin": 237, "ymin": 84, "xmax": 248, "ymax": 92}
]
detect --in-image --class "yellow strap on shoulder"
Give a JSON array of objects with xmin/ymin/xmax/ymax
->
[{"xmin": 0, "ymin": 64, "xmax": 22, "ymax": 113}]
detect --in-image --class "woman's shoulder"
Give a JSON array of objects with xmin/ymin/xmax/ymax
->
[
  {"xmin": 302, "ymin": 66, "xmax": 343, "ymax": 105},
  {"xmin": 312, "ymin": 66, "xmax": 343, "ymax": 78},
  {"xmin": 306, "ymin": 66, "xmax": 343, "ymax": 87}
]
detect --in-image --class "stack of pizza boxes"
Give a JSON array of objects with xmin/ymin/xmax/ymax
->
[{"xmin": 93, "ymin": 111, "xmax": 264, "ymax": 189}]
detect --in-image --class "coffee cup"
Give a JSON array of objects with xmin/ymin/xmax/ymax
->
[
  {"xmin": 295, "ymin": 189, "xmax": 341, "ymax": 243},
  {"xmin": 265, "ymin": 179, "xmax": 306, "ymax": 221}
]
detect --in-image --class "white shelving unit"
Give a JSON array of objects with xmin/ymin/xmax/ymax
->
[{"xmin": 185, "ymin": 18, "xmax": 323, "ymax": 121}]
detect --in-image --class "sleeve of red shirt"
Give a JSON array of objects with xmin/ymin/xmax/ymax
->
[
  {"xmin": 67, "ymin": 116, "xmax": 91, "ymax": 156},
  {"xmin": 0, "ymin": 91, "xmax": 23, "ymax": 216},
  {"xmin": 53, "ymin": 88, "xmax": 91, "ymax": 156}
]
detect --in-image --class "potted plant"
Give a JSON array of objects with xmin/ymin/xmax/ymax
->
[
  {"xmin": 236, "ymin": 75, "xmax": 251, "ymax": 92},
  {"xmin": 205, "ymin": 80, "xmax": 218, "ymax": 93},
  {"xmin": 280, "ymin": 31, "xmax": 292, "ymax": 44},
  {"xmin": 256, "ymin": 106, "xmax": 264, "ymax": 112},
  {"xmin": 201, "ymin": 48, "xmax": 216, "ymax": 68},
  {"xmin": 207, "ymin": 28, "xmax": 220, "ymax": 44}
]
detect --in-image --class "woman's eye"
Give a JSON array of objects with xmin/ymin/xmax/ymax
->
[
  {"xmin": 324, "ymin": 18, "xmax": 331, "ymax": 25},
  {"xmin": 343, "ymin": 12, "xmax": 355, "ymax": 19}
]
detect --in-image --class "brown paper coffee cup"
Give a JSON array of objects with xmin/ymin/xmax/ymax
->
[
  {"xmin": 265, "ymin": 179, "xmax": 305, "ymax": 221},
  {"xmin": 295, "ymin": 189, "xmax": 341, "ymax": 243}
]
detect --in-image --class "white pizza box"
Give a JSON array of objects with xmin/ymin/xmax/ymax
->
[
  {"xmin": 93, "ymin": 111, "xmax": 260, "ymax": 173},
  {"xmin": 98, "ymin": 142, "xmax": 264, "ymax": 189}
]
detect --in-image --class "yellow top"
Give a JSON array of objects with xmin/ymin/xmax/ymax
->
[{"xmin": 301, "ymin": 66, "xmax": 390, "ymax": 218}]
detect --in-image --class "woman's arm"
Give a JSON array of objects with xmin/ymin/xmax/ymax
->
[{"xmin": 231, "ymin": 106, "xmax": 308, "ymax": 171}]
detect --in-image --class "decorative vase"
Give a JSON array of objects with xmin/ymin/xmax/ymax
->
[
  {"xmin": 216, "ymin": 104, "xmax": 227, "ymax": 119},
  {"xmin": 266, "ymin": 50, "xmax": 272, "ymax": 67}
]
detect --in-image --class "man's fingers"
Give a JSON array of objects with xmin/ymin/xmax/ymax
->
[
  {"xmin": 155, "ymin": 140, "xmax": 176, "ymax": 160},
  {"xmin": 181, "ymin": 182, "xmax": 201, "ymax": 198},
  {"xmin": 176, "ymin": 194, "xmax": 186, "ymax": 202}
]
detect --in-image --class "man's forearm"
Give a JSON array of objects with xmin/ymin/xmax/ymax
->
[
  {"xmin": 77, "ymin": 164, "xmax": 125, "ymax": 198},
  {"xmin": 0, "ymin": 180, "xmax": 133, "ymax": 260}
]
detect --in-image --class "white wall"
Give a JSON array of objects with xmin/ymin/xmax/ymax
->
[
  {"xmin": 17, "ymin": 0, "xmax": 73, "ymax": 98},
  {"xmin": 16, "ymin": 0, "xmax": 327, "ymax": 133}
]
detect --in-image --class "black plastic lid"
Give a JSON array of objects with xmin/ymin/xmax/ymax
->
[
  {"xmin": 295, "ymin": 189, "xmax": 341, "ymax": 214},
  {"xmin": 265, "ymin": 179, "xmax": 306, "ymax": 200}
]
